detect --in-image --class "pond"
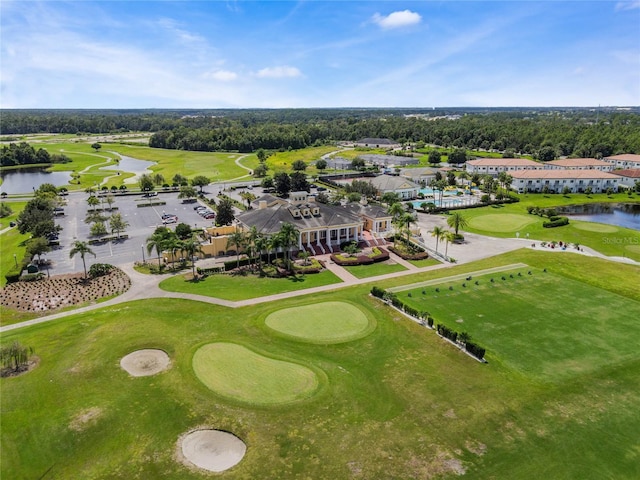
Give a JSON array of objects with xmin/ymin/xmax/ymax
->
[
  {"xmin": 0, "ymin": 168, "xmax": 72, "ymax": 194},
  {"xmin": 558, "ymin": 203, "xmax": 640, "ymax": 231},
  {"xmin": 101, "ymin": 154, "xmax": 155, "ymax": 175}
]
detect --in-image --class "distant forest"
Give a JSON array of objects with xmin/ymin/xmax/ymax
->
[{"xmin": 2, "ymin": 108, "xmax": 639, "ymax": 159}]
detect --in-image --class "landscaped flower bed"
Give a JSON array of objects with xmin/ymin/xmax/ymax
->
[{"xmin": 331, "ymin": 247, "xmax": 389, "ymax": 266}]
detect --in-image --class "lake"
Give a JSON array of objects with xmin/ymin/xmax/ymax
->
[
  {"xmin": 0, "ymin": 168, "xmax": 72, "ymax": 194},
  {"xmin": 101, "ymin": 154, "xmax": 155, "ymax": 175},
  {"xmin": 559, "ymin": 203, "xmax": 640, "ymax": 231}
]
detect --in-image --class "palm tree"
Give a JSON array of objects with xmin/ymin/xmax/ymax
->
[
  {"xmin": 69, "ymin": 241, "xmax": 95, "ymax": 280},
  {"xmin": 266, "ymin": 233, "xmax": 282, "ymax": 266},
  {"xmin": 278, "ymin": 222, "xmax": 300, "ymax": 271},
  {"xmin": 182, "ymin": 236, "xmax": 204, "ymax": 278},
  {"xmin": 246, "ymin": 226, "xmax": 262, "ymax": 270},
  {"xmin": 227, "ymin": 230, "xmax": 246, "ymax": 269},
  {"xmin": 253, "ymin": 233, "xmax": 268, "ymax": 274},
  {"xmin": 399, "ymin": 212, "xmax": 417, "ymax": 245},
  {"xmin": 446, "ymin": 212, "xmax": 468, "ymax": 235},
  {"xmin": 146, "ymin": 232, "xmax": 167, "ymax": 269},
  {"xmin": 239, "ymin": 191, "xmax": 257, "ymax": 209},
  {"xmin": 443, "ymin": 230, "xmax": 456, "ymax": 257},
  {"xmin": 430, "ymin": 226, "xmax": 445, "ymax": 253}
]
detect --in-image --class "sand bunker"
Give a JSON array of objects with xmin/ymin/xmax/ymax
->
[
  {"xmin": 179, "ymin": 429, "xmax": 246, "ymax": 472},
  {"xmin": 120, "ymin": 349, "xmax": 170, "ymax": 377}
]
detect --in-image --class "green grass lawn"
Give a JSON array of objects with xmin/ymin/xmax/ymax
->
[
  {"xmin": 343, "ymin": 260, "xmax": 407, "ymax": 278},
  {"xmin": 2, "ymin": 252, "xmax": 640, "ymax": 479},
  {"xmin": 0, "ymin": 202, "xmax": 29, "ymax": 288},
  {"xmin": 106, "ymin": 144, "xmax": 252, "ymax": 181},
  {"xmin": 396, "ymin": 267, "xmax": 640, "ymax": 380},
  {"xmin": 264, "ymin": 301, "xmax": 374, "ymax": 343},
  {"xmin": 192, "ymin": 342, "xmax": 321, "ymax": 406},
  {"xmin": 453, "ymin": 193, "xmax": 640, "ymax": 261},
  {"xmin": 159, "ymin": 269, "xmax": 343, "ymax": 300}
]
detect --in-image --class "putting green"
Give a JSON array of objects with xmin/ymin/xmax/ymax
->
[
  {"xmin": 265, "ymin": 301, "xmax": 373, "ymax": 343},
  {"xmin": 468, "ymin": 214, "xmax": 538, "ymax": 232},
  {"xmin": 572, "ymin": 221, "xmax": 619, "ymax": 233},
  {"xmin": 192, "ymin": 343, "xmax": 320, "ymax": 405}
]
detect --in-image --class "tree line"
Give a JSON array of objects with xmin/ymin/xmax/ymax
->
[
  {"xmin": 1, "ymin": 142, "xmax": 71, "ymax": 167},
  {"xmin": 2, "ymin": 108, "xmax": 638, "ymax": 158}
]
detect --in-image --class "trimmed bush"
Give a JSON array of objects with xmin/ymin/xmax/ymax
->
[
  {"xmin": 543, "ymin": 216, "xmax": 569, "ymax": 228},
  {"xmin": 370, "ymin": 286, "xmax": 386, "ymax": 298},
  {"xmin": 89, "ymin": 263, "xmax": 114, "ymax": 278}
]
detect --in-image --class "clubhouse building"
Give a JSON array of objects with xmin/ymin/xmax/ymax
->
[{"xmin": 203, "ymin": 191, "xmax": 393, "ymax": 257}]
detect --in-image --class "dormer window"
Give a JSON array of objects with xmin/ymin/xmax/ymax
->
[
  {"xmin": 302, "ymin": 208, "xmax": 310, "ymax": 216},
  {"xmin": 291, "ymin": 208, "xmax": 301, "ymax": 218},
  {"xmin": 312, "ymin": 207, "xmax": 320, "ymax": 216}
]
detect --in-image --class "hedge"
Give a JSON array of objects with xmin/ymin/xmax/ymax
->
[{"xmin": 543, "ymin": 216, "xmax": 569, "ymax": 228}]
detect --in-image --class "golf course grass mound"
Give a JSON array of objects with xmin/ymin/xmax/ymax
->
[
  {"xmin": 193, "ymin": 343, "xmax": 321, "ymax": 405},
  {"xmin": 467, "ymin": 213, "xmax": 538, "ymax": 232},
  {"xmin": 120, "ymin": 349, "xmax": 171, "ymax": 377},
  {"xmin": 178, "ymin": 429, "xmax": 246, "ymax": 473},
  {"xmin": 264, "ymin": 301, "xmax": 374, "ymax": 343}
]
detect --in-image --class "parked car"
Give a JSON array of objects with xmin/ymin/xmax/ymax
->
[
  {"xmin": 162, "ymin": 217, "xmax": 178, "ymax": 225},
  {"xmin": 203, "ymin": 213, "xmax": 216, "ymax": 219}
]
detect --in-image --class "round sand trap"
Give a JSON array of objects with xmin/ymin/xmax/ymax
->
[
  {"xmin": 180, "ymin": 429, "xmax": 246, "ymax": 472},
  {"xmin": 120, "ymin": 349, "xmax": 171, "ymax": 377}
]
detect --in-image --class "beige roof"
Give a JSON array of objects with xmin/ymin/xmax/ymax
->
[
  {"xmin": 511, "ymin": 170, "xmax": 620, "ymax": 179},
  {"xmin": 606, "ymin": 154, "xmax": 640, "ymax": 163},
  {"xmin": 368, "ymin": 174, "xmax": 419, "ymax": 191},
  {"xmin": 467, "ymin": 158, "xmax": 540, "ymax": 167},
  {"xmin": 546, "ymin": 158, "xmax": 611, "ymax": 167}
]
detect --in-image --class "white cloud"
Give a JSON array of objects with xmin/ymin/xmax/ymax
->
[
  {"xmin": 614, "ymin": 1, "xmax": 640, "ymax": 12},
  {"xmin": 372, "ymin": 10, "xmax": 422, "ymax": 30},
  {"xmin": 203, "ymin": 70, "xmax": 238, "ymax": 81},
  {"xmin": 255, "ymin": 66, "xmax": 302, "ymax": 78}
]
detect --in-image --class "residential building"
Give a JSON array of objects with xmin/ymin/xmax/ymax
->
[
  {"xmin": 610, "ymin": 169, "xmax": 640, "ymax": 189},
  {"xmin": 466, "ymin": 158, "xmax": 542, "ymax": 176},
  {"xmin": 511, "ymin": 170, "xmax": 620, "ymax": 193},
  {"xmin": 544, "ymin": 158, "xmax": 613, "ymax": 171},
  {"xmin": 603, "ymin": 154, "xmax": 640, "ymax": 170}
]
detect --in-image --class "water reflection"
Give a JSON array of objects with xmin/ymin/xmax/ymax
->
[
  {"xmin": 558, "ymin": 203, "xmax": 640, "ymax": 231},
  {"xmin": 0, "ymin": 168, "xmax": 72, "ymax": 194}
]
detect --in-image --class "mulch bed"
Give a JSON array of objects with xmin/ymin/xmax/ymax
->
[{"xmin": 0, "ymin": 269, "xmax": 131, "ymax": 314}]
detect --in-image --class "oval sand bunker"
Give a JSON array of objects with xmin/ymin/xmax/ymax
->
[
  {"xmin": 120, "ymin": 349, "xmax": 170, "ymax": 377},
  {"xmin": 180, "ymin": 429, "xmax": 246, "ymax": 472}
]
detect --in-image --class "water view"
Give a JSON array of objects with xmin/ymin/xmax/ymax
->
[
  {"xmin": 0, "ymin": 168, "xmax": 72, "ymax": 194},
  {"xmin": 101, "ymin": 154, "xmax": 155, "ymax": 174},
  {"xmin": 559, "ymin": 203, "xmax": 640, "ymax": 231}
]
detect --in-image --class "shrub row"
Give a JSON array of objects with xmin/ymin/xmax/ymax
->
[
  {"xmin": 88, "ymin": 263, "xmax": 114, "ymax": 278},
  {"xmin": 88, "ymin": 235, "xmax": 129, "ymax": 244},
  {"xmin": 436, "ymin": 324, "xmax": 458, "ymax": 343},
  {"xmin": 136, "ymin": 202, "xmax": 166, "ymax": 208},
  {"xmin": 465, "ymin": 341, "xmax": 486, "ymax": 360},
  {"xmin": 543, "ymin": 216, "xmax": 569, "ymax": 228},
  {"xmin": 197, "ymin": 266, "xmax": 226, "ymax": 275}
]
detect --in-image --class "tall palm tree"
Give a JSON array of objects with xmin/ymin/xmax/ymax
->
[
  {"xmin": 69, "ymin": 241, "xmax": 95, "ymax": 280},
  {"xmin": 278, "ymin": 222, "xmax": 300, "ymax": 271},
  {"xmin": 182, "ymin": 236, "xmax": 204, "ymax": 278},
  {"xmin": 253, "ymin": 233, "xmax": 268, "ymax": 274},
  {"xmin": 227, "ymin": 230, "xmax": 247, "ymax": 269},
  {"xmin": 430, "ymin": 226, "xmax": 444, "ymax": 253},
  {"xmin": 146, "ymin": 232, "xmax": 167, "ymax": 269},
  {"xmin": 446, "ymin": 212, "xmax": 468, "ymax": 235},
  {"xmin": 443, "ymin": 230, "xmax": 456, "ymax": 257},
  {"xmin": 246, "ymin": 226, "xmax": 262, "ymax": 270},
  {"xmin": 266, "ymin": 233, "xmax": 282, "ymax": 266},
  {"xmin": 400, "ymin": 212, "xmax": 417, "ymax": 245}
]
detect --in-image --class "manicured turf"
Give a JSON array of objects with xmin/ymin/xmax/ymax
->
[
  {"xmin": 159, "ymin": 269, "xmax": 343, "ymax": 300},
  {"xmin": 457, "ymin": 194, "xmax": 640, "ymax": 261},
  {"xmin": 343, "ymin": 260, "xmax": 407, "ymax": 278},
  {"xmin": 397, "ymin": 267, "xmax": 640, "ymax": 380},
  {"xmin": 467, "ymin": 213, "xmax": 538, "ymax": 232},
  {"xmin": 192, "ymin": 342, "xmax": 321, "ymax": 405},
  {"xmin": 264, "ymin": 301, "xmax": 374, "ymax": 343},
  {"xmin": 2, "ymin": 252, "xmax": 640, "ymax": 479}
]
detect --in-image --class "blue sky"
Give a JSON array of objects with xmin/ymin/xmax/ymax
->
[{"xmin": 1, "ymin": 1, "xmax": 639, "ymax": 108}]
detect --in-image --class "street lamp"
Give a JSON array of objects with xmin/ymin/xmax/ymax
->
[{"xmin": 141, "ymin": 244, "xmax": 146, "ymax": 263}]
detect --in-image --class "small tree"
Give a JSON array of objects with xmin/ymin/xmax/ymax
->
[
  {"xmin": 428, "ymin": 151, "xmax": 441, "ymax": 165},
  {"xmin": 291, "ymin": 159, "xmax": 307, "ymax": 171},
  {"xmin": 26, "ymin": 237, "xmax": 51, "ymax": 263},
  {"xmin": 109, "ymin": 213, "xmax": 129, "ymax": 239},
  {"xmin": 178, "ymin": 185, "xmax": 198, "ymax": 201},
  {"xmin": 191, "ymin": 175, "xmax": 211, "ymax": 193},
  {"xmin": 91, "ymin": 221, "xmax": 108, "ymax": 237},
  {"xmin": 315, "ymin": 159, "xmax": 328, "ymax": 172},
  {"xmin": 0, "ymin": 202, "xmax": 13, "ymax": 218},
  {"xmin": 215, "ymin": 198, "xmax": 235, "ymax": 226},
  {"xmin": 69, "ymin": 241, "xmax": 96, "ymax": 280},
  {"xmin": 87, "ymin": 195, "xmax": 100, "ymax": 211},
  {"xmin": 0, "ymin": 341, "xmax": 35, "ymax": 373},
  {"xmin": 91, "ymin": 142, "xmax": 101, "ymax": 152}
]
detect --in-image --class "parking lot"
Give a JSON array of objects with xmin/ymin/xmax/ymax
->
[{"xmin": 45, "ymin": 191, "xmax": 217, "ymax": 275}]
